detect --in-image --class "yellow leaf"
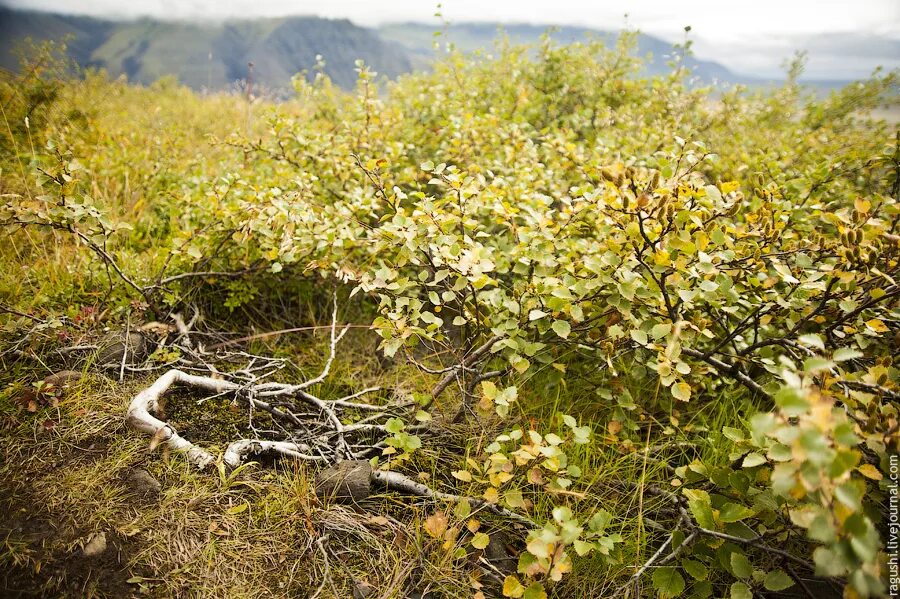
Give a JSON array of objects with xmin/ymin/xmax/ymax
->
[
  {"xmin": 857, "ymin": 464, "xmax": 882, "ymax": 481},
  {"xmin": 483, "ymin": 487, "xmax": 499, "ymax": 503},
  {"xmin": 424, "ymin": 511, "xmax": 448, "ymax": 538},
  {"xmin": 694, "ymin": 231, "xmax": 709, "ymax": 252},
  {"xmin": 527, "ymin": 537, "xmax": 553, "ymax": 559},
  {"xmin": 452, "ymin": 470, "xmax": 473, "ymax": 482},
  {"xmin": 865, "ymin": 319, "xmax": 888, "ymax": 333},
  {"xmin": 672, "ymin": 382, "xmax": 692, "ymax": 402},
  {"xmin": 471, "ymin": 532, "xmax": 490, "ymax": 549},
  {"xmin": 503, "ymin": 575, "xmax": 525, "ymax": 598}
]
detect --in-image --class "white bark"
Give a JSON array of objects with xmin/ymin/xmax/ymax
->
[
  {"xmin": 223, "ymin": 439, "xmax": 324, "ymax": 468},
  {"xmin": 125, "ymin": 369, "xmax": 238, "ymax": 469}
]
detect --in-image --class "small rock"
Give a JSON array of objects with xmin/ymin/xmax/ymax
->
[
  {"xmin": 125, "ymin": 468, "xmax": 161, "ymax": 498},
  {"xmin": 96, "ymin": 332, "xmax": 147, "ymax": 366},
  {"xmin": 484, "ymin": 530, "xmax": 518, "ymax": 573},
  {"xmin": 352, "ymin": 580, "xmax": 375, "ymax": 599},
  {"xmin": 82, "ymin": 531, "xmax": 107, "ymax": 557},
  {"xmin": 42, "ymin": 370, "xmax": 85, "ymax": 390},
  {"xmin": 315, "ymin": 460, "xmax": 372, "ymax": 503}
]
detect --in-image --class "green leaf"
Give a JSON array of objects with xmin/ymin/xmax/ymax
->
[
  {"xmin": 773, "ymin": 386, "xmax": 809, "ymax": 417},
  {"xmin": 741, "ymin": 452, "xmax": 766, "ymax": 468},
  {"xmin": 651, "ymin": 567, "xmax": 685, "ymax": 599},
  {"xmin": 551, "ymin": 320, "xmax": 571, "ymax": 339},
  {"xmin": 722, "ymin": 426, "xmax": 744, "ymax": 442},
  {"xmin": 813, "ymin": 546, "xmax": 848, "ymax": 577},
  {"xmin": 588, "ymin": 510, "xmax": 612, "ymax": 533},
  {"xmin": 834, "ymin": 482, "xmax": 862, "ymax": 510},
  {"xmin": 798, "ymin": 333, "xmax": 825, "ymax": 350},
  {"xmin": 472, "ymin": 532, "xmax": 490, "ymax": 549},
  {"xmin": 671, "ymin": 382, "xmax": 691, "ymax": 402},
  {"xmin": 455, "ymin": 498, "xmax": 471, "ymax": 519},
  {"xmin": 802, "ymin": 357, "xmax": 833, "ymax": 372},
  {"xmin": 651, "ymin": 322, "xmax": 672, "ymax": 339},
  {"xmin": 384, "ymin": 418, "xmax": 404, "ymax": 434},
  {"xmin": 573, "ymin": 539, "xmax": 595, "ymax": 556},
  {"xmin": 763, "ymin": 570, "xmax": 794, "ymax": 591},
  {"xmin": 730, "ymin": 582, "xmax": 752, "ymax": 599},
  {"xmin": 730, "ymin": 552, "xmax": 752, "ymax": 578},
  {"xmin": 719, "ymin": 503, "xmax": 755, "ymax": 523},
  {"xmin": 522, "ymin": 583, "xmax": 548, "ymax": 599},
  {"xmin": 681, "ymin": 558, "xmax": 708, "ymax": 581},
  {"xmin": 529, "ymin": 309, "xmax": 548, "ymax": 321},
  {"xmin": 684, "ymin": 489, "xmax": 716, "ymax": 530}
]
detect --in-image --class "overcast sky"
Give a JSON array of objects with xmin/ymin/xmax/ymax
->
[{"xmin": 4, "ymin": 0, "xmax": 899, "ymax": 78}]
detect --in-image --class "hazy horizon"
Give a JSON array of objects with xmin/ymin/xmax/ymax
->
[{"xmin": 2, "ymin": 0, "xmax": 898, "ymax": 79}]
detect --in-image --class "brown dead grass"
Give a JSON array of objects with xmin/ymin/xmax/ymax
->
[{"xmin": 0, "ymin": 371, "xmax": 478, "ymax": 599}]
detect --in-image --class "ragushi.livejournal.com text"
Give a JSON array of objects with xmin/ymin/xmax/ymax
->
[{"xmin": 888, "ymin": 455, "xmax": 898, "ymax": 595}]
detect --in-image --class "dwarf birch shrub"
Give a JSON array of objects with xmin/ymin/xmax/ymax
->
[{"xmin": 3, "ymin": 35, "xmax": 897, "ymax": 597}]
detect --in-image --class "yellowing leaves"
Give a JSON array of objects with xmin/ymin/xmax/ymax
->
[
  {"xmin": 864, "ymin": 319, "xmax": 888, "ymax": 334},
  {"xmin": 423, "ymin": 511, "xmax": 448, "ymax": 538},
  {"xmin": 719, "ymin": 180, "xmax": 740, "ymax": 194},
  {"xmin": 654, "ymin": 249, "xmax": 671, "ymax": 266},
  {"xmin": 671, "ymin": 382, "xmax": 691, "ymax": 402},
  {"xmin": 451, "ymin": 470, "xmax": 473, "ymax": 482},
  {"xmin": 502, "ymin": 575, "xmax": 526, "ymax": 598},
  {"xmin": 857, "ymin": 464, "xmax": 882, "ymax": 481}
]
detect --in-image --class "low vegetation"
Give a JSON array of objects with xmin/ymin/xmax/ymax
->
[{"xmin": 1, "ymin": 34, "xmax": 898, "ymax": 598}]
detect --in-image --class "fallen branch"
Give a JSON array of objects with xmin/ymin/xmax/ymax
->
[
  {"xmin": 125, "ymin": 294, "xmax": 404, "ymax": 468},
  {"xmin": 223, "ymin": 439, "xmax": 326, "ymax": 467},
  {"xmin": 126, "ymin": 368, "xmax": 237, "ymax": 469}
]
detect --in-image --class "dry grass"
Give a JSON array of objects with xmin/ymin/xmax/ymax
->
[{"xmin": 0, "ymin": 344, "xmax": 490, "ymax": 598}]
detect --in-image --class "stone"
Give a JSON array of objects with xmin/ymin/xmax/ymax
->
[
  {"xmin": 82, "ymin": 531, "xmax": 107, "ymax": 557},
  {"xmin": 96, "ymin": 332, "xmax": 147, "ymax": 366},
  {"xmin": 315, "ymin": 460, "xmax": 372, "ymax": 503},
  {"xmin": 352, "ymin": 580, "xmax": 375, "ymax": 599},
  {"xmin": 483, "ymin": 530, "xmax": 518, "ymax": 573},
  {"xmin": 42, "ymin": 370, "xmax": 85, "ymax": 390},
  {"xmin": 125, "ymin": 468, "xmax": 161, "ymax": 498}
]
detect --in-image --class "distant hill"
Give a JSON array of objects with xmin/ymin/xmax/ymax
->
[
  {"xmin": 3, "ymin": 8, "xmax": 851, "ymax": 92},
  {"xmin": 0, "ymin": 8, "xmax": 414, "ymax": 91},
  {"xmin": 378, "ymin": 22, "xmax": 746, "ymax": 83}
]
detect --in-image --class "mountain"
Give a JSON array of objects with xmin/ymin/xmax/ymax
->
[
  {"xmin": 0, "ymin": 8, "xmax": 414, "ymax": 91},
  {"xmin": 378, "ymin": 22, "xmax": 745, "ymax": 83},
  {"xmin": 2, "ymin": 8, "xmax": 835, "ymax": 92}
]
